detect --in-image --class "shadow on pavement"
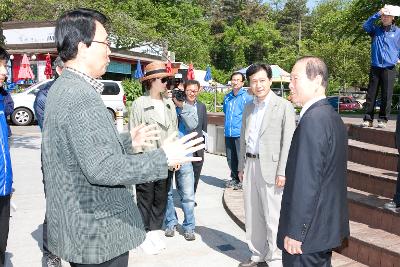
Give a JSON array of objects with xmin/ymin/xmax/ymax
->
[
  {"xmin": 196, "ymin": 225, "xmax": 250, "ymax": 263},
  {"xmin": 4, "ymin": 252, "xmax": 14, "ymax": 267},
  {"xmin": 9, "ymin": 136, "xmax": 41, "ymax": 150},
  {"xmin": 31, "ymin": 224, "xmax": 44, "ymax": 254},
  {"xmin": 200, "ymin": 175, "xmax": 225, "ymax": 189}
]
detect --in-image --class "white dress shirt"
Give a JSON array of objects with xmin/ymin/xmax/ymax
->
[
  {"xmin": 299, "ymin": 96, "xmax": 326, "ymax": 122},
  {"xmin": 246, "ymin": 92, "xmax": 272, "ymax": 154}
]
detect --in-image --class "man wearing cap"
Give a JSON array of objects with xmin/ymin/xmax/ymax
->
[{"xmin": 361, "ymin": 6, "xmax": 400, "ymax": 128}]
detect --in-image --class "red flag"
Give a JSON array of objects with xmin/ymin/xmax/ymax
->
[
  {"xmin": 44, "ymin": 53, "xmax": 53, "ymax": 79},
  {"xmin": 187, "ymin": 63, "xmax": 195, "ymax": 80},
  {"xmin": 166, "ymin": 60, "xmax": 173, "ymax": 74}
]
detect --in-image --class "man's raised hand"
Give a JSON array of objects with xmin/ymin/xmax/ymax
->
[
  {"xmin": 130, "ymin": 123, "xmax": 160, "ymax": 148},
  {"xmin": 162, "ymin": 132, "xmax": 205, "ymax": 167}
]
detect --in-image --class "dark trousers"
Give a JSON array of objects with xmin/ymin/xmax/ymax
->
[
  {"xmin": 192, "ymin": 149, "xmax": 205, "ymax": 193},
  {"xmin": 225, "ymin": 137, "xmax": 241, "ymax": 183},
  {"xmin": 70, "ymin": 252, "xmax": 128, "ymax": 267},
  {"xmin": 41, "ymin": 153, "xmax": 51, "ymax": 256},
  {"xmin": 0, "ymin": 195, "xmax": 10, "ymax": 267},
  {"xmin": 283, "ymin": 250, "xmax": 332, "ymax": 267},
  {"xmin": 136, "ymin": 176, "xmax": 171, "ymax": 231},
  {"xmin": 393, "ymin": 151, "xmax": 400, "ymax": 204},
  {"xmin": 364, "ymin": 66, "xmax": 397, "ymax": 122}
]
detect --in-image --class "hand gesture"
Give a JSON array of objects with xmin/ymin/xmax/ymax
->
[
  {"xmin": 284, "ymin": 236, "xmax": 303, "ymax": 255},
  {"xmin": 162, "ymin": 132, "xmax": 205, "ymax": 167},
  {"xmin": 130, "ymin": 124, "xmax": 160, "ymax": 148},
  {"xmin": 172, "ymin": 97, "xmax": 184, "ymax": 108},
  {"xmin": 275, "ymin": 175, "xmax": 286, "ymax": 187},
  {"xmin": 238, "ymin": 171, "xmax": 244, "ymax": 182},
  {"xmin": 380, "ymin": 7, "xmax": 388, "ymax": 15}
]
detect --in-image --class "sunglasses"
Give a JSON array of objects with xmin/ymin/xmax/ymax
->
[{"xmin": 159, "ymin": 77, "xmax": 170, "ymax": 83}]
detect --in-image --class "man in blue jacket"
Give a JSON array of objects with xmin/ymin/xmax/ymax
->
[
  {"xmin": 223, "ymin": 72, "xmax": 252, "ymax": 190},
  {"xmin": 33, "ymin": 56, "xmax": 64, "ymax": 267},
  {"xmin": 0, "ymin": 47, "xmax": 13, "ymax": 267},
  {"xmin": 362, "ymin": 7, "xmax": 400, "ymax": 128}
]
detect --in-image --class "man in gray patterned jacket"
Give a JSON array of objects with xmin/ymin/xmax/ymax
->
[{"xmin": 42, "ymin": 8, "xmax": 203, "ymax": 267}]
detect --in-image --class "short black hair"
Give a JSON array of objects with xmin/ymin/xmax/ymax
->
[
  {"xmin": 0, "ymin": 47, "xmax": 9, "ymax": 61},
  {"xmin": 297, "ymin": 56, "xmax": 328, "ymax": 88},
  {"xmin": 230, "ymin": 72, "xmax": 245, "ymax": 82},
  {"xmin": 184, "ymin": 80, "xmax": 200, "ymax": 90},
  {"xmin": 55, "ymin": 8, "xmax": 108, "ymax": 62},
  {"xmin": 245, "ymin": 63, "xmax": 272, "ymax": 81}
]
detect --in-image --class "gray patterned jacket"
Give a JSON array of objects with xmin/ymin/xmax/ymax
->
[{"xmin": 42, "ymin": 69, "xmax": 168, "ymax": 264}]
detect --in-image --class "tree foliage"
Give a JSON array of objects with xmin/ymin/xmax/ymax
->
[{"xmin": 1, "ymin": 0, "xmax": 393, "ymax": 92}]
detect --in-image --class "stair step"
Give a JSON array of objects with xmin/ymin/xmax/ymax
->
[
  {"xmin": 348, "ymin": 187, "xmax": 400, "ymax": 236},
  {"xmin": 338, "ymin": 220, "xmax": 400, "ymax": 267},
  {"xmin": 348, "ymin": 139, "xmax": 398, "ymax": 172},
  {"xmin": 348, "ymin": 161, "xmax": 397, "ymax": 198},
  {"xmin": 332, "ymin": 252, "xmax": 368, "ymax": 267},
  {"xmin": 347, "ymin": 124, "xmax": 396, "ymax": 149}
]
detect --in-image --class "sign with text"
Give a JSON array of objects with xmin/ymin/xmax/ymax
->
[{"xmin": 4, "ymin": 27, "xmax": 55, "ymax": 45}]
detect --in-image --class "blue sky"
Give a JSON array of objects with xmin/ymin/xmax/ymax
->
[{"xmin": 307, "ymin": 0, "xmax": 319, "ymax": 10}]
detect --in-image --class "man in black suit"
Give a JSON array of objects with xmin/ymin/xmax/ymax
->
[
  {"xmin": 277, "ymin": 56, "xmax": 349, "ymax": 266},
  {"xmin": 185, "ymin": 80, "xmax": 208, "ymax": 194}
]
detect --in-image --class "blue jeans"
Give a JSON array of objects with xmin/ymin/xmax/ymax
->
[{"xmin": 164, "ymin": 163, "xmax": 195, "ymax": 232}]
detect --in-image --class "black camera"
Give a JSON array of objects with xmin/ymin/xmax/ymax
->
[
  {"xmin": 169, "ymin": 73, "xmax": 186, "ymax": 101},
  {"xmin": 172, "ymin": 89, "xmax": 186, "ymax": 102}
]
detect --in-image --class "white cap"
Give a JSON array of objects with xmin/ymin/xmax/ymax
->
[{"xmin": 383, "ymin": 5, "xmax": 400, "ymax": 17}]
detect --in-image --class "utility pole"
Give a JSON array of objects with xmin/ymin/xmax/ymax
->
[{"xmin": 298, "ymin": 19, "xmax": 302, "ymax": 56}]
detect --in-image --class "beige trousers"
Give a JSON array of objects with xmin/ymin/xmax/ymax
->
[{"xmin": 243, "ymin": 158, "xmax": 283, "ymax": 267}]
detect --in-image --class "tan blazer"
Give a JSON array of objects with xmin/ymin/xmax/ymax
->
[
  {"xmin": 238, "ymin": 91, "xmax": 296, "ymax": 184},
  {"xmin": 130, "ymin": 94, "xmax": 178, "ymax": 153}
]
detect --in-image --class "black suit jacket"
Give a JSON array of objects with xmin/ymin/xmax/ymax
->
[
  {"xmin": 277, "ymin": 99, "xmax": 350, "ymax": 254},
  {"xmin": 190, "ymin": 100, "xmax": 207, "ymax": 158}
]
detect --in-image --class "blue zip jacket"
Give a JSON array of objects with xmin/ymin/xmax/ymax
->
[
  {"xmin": 34, "ymin": 80, "xmax": 55, "ymax": 130},
  {"xmin": 223, "ymin": 88, "xmax": 253, "ymax": 137},
  {"xmin": 0, "ymin": 93, "xmax": 13, "ymax": 196},
  {"xmin": 363, "ymin": 12, "xmax": 400, "ymax": 68}
]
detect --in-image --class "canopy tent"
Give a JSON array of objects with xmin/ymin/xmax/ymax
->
[{"xmin": 237, "ymin": 64, "xmax": 290, "ymax": 83}]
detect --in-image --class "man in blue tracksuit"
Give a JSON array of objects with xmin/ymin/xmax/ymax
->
[
  {"xmin": 33, "ymin": 56, "xmax": 63, "ymax": 267},
  {"xmin": 362, "ymin": 7, "xmax": 400, "ymax": 128},
  {"xmin": 223, "ymin": 72, "xmax": 252, "ymax": 190},
  {"xmin": 0, "ymin": 47, "xmax": 13, "ymax": 267}
]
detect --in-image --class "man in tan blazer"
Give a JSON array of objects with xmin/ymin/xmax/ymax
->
[{"xmin": 238, "ymin": 64, "xmax": 296, "ymax": 267}]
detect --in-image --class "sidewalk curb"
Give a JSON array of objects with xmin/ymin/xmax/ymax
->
[{"xmin": 222, "ymin": 188, "xmax": 245, "ymax": 231}]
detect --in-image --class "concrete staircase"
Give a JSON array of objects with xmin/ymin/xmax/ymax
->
[
  {"xmin": 335, "ymin": 124, "xmax": 400, "ymax": 267},
  {"xmin": 222, "ymin": 122, "xmax": 400, "ymax": 266}
]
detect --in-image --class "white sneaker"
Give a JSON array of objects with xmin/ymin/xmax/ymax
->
[
  {"xmin": 361, "ymin": 120, "xmax": 373, "ymax": 127},
  {"xmin": 139, "ymin": 232, "xmax": 161, "ymax": 255},
  {"xmin": 377, "ymin": 120, "xmax": 387, "ymax": 128},
  {"xmin": 149, "ymin": 230, "xmax": 166, "ymax": 250}
]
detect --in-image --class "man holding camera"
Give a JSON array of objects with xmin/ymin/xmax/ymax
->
[{"xmin": 164, "ymin": 74, "xmax": 199, "ymax": 241}]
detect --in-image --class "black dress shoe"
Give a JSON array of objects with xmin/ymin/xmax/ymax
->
[{"xmin": 238, "ymin": 260, "xmax": 261, "ymax": 267}]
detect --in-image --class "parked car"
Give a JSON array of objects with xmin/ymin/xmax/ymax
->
[
  {"xmin": 327, "ymin": 96, "xmax": 361, "ymax": 111},
  {"xmin": 11, "ymin": 80, "xmax": 127, "ymax": 126}
]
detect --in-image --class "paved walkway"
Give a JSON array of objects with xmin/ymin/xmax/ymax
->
[
  {"xmin": 4, "ymin": 114, "xmax": 393, "ymax": 266},
  {"xmin": 5, "ymin": 126, "xmax": 250, "ymax": 267}
]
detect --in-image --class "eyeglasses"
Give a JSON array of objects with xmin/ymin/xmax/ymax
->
[{"xmin": 92, "ymin": 40, "xmax": 111, "ymax": 48}]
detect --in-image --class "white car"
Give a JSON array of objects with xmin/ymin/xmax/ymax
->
[{"xmin": 11, "ymin": 79, "xmax": 127, "ymax": 126}]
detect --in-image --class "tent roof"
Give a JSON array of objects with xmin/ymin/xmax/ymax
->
[{"xmin": 237, "ymin": 64, "xmax": 290, "ymax": 83}]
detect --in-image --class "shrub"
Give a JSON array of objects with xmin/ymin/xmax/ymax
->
[{"xmin": 198, "ymin": 91, "xmax": 225, "ymax": 112}]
